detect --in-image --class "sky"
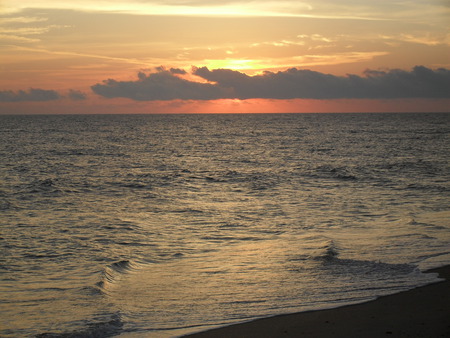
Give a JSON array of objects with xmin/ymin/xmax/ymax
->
[{"xmin": 0, "ymin": 0, "xmax": 449, "ymax": 114}]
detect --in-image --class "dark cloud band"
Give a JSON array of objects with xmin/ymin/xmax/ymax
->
[
  {"xmin": 91, "ymin": 66, "xmax": 450, "ymax": 101},
  {"xmin": 0, "ymin": 88, "xmax": 88, "ymax": 102},
  {"xmin": 68, "ymin": 89, "xmax": 87, "ymax": 101},
  {"xmin": 91, "ymin": 69, "xmax": 228, "ymax": 101},
  {"xmin": 0, "ymin": 88, "xmax": 62, "ymax": 102}
]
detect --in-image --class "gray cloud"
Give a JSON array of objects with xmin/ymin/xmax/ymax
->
[
  {"xmin": 91, "ymin": 68, "xmax": 230, "ymax": 100},
  {"xmin": 0, "ymin": 88, "xmax": 90, "ymax": 102},
  {"xmin": 0, "ymin": 88, "xmax": 62, "ymax": 102},
  {"xmin": 169, "ymin": 67, "xmax": 187, "ymax": 75},
  {"xmin": 194, "ymin": 66, "xmax": 450, "ymax": 99},
  {"xmin": 68, "ymin": 89, "xmax": 87, "ymax": 101},
  {"xmin": 91, "ymin": 65, "xmax": 450, "ymax": 101}
]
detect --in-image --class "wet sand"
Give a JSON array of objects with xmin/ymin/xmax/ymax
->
[{"xmin": 184, "ymin": 265, "xmax": 450, "ymax": 337}]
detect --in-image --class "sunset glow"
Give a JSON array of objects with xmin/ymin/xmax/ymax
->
[{"xmin": 1, "ymin": 0, "xmax": 449, "ymax": 114}]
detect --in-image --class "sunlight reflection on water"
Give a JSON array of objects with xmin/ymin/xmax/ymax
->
[{"xmin": 0, "ymin": 113, "xmax": 449, "ymax": 337}]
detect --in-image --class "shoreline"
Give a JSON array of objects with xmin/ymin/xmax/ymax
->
[{"xmin": 183, "ymin": 265, "xmax": 450, "ymax": 337}]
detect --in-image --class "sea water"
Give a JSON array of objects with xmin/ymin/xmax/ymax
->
[{"xmin": 1, "ymin": 113, "xmax": 449, "ymax": 337}]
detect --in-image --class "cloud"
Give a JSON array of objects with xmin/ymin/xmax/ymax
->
[
  {"xmin": 0, "ymin": 33, "xmax": 40, "ymax": 42},
  {"xmin": 7, "ymin": 45, "xmax": 147, "ymax": 66},
  {"xmin": 196, "ymin": 65, "xmax": 450, "ymax": 99},
  {"xmin": 0, "ymin": 88, "xmax": 62, "ymax": 102},
  {"xmin": 6, "ymin": 1, "xmax": 313, "ymax": 17},
  {"xmin": 169, "ymin": 67, "xmax": 187, "ymax": 75},
  {"xmin": 4, "ymin": 0, "xmax": 448, "ymax": 24},
  {"xmin": 91, "ymin": 68, "xmax": 231, "ymax": 100},
  {"xmin": 68, "ymin": 89, "xmax": 87, "ymax": 101},
  {"xmin": 92, "ymin": 66, "xmax": 450, "ymax": 101},
  {"xmin": 0, "ymin": 88, "xmax": 89, "ymax": 102},
  {"xmin": 0, "ymin": 16, "xmax": 48, "ymax": 24}
]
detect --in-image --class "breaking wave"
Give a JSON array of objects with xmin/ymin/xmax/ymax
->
[{"xmin": 96, "ymin": 260, "xmax": 140, "ymax": 294}]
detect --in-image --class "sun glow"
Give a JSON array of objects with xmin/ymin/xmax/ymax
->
[
  {"xmin": 204, "ymin": 59, "xmax": 254, "ymax": 70},
  {"xmin": 3, "ymin": 0, "xmax": 312, "ymax": 17},
  {"xmin": 1, "ymin": 0, "xmax": 449, "ymax": 114}
]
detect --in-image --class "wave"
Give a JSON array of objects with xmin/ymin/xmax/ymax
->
[
  {"xmin": 307, "ymin": 239, "xmax": 417, "ymax": 277},
  {"xmin": 300, "ymin": 165, "xmax": 360, "ymax": 182},
  {"xmin": 36, "ymin": 313, "xmax": 123, "ymax": 338},
  {"xmin": 317, "ymin": 249, "xmax": 418, "ymax": 278},
  {"xmin": 315, "ymin": 165, "xmax": 358, "ymax": 181},
  {"xmin": 200, "ymin": 235, "xmax": 261, "ymax": 243},
  {"xmin": 96, "ymin": 260, "xmax": 139, "ymax": 294},
  {"xmin": 324, "ymin": 257, "xmax": 417, "ymax": 276},
  {"xmin": 0, "ymin": 198, "xmax": 15, "ymax": 210},
  {"xmin": 405, "ymin": 183, "xmax": 449, "ymax": 192},
  {"xmin": 24, "ymin": 178, "xmax": 61, "ymax": 194},
  {"xmin": 312, "ymin": 240, "xmax": 340, "ymax": 261},
  {"xmin": 183, "ymin": 169, "xmax": 281, "ymax": 192},
  {"xmin": 379, "ymin": 159, "xmax": 443, "ymax": 175}
]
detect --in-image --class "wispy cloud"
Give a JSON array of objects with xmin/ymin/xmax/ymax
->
[
  {"xmin": 291, "ymin": 52, "xmax": 390, "ymax": 67},
  {"xmin": 0, "ymin": 16, "xmax": 48, "ymax": 24},
  {"xmin": 1, "ymin": 0, "xmax": 310, "ymax": 17},
  {"xmin": 0, "ymin": 34, "xmax": 40, "ymax": 43},
  {"xmin": 0, "ymin": 26, "xmax": 63, "ymax": 35},
  {"xmin": 6, "ymin": 45, "xmax": 151, "ymax": 66},
  {"xmin": 0, "ymin": 12, "xmax": 69, "ymax": 44},
  {"xmin": 380, "ymin": 33, "xmax": 450, "ymax": 47},
  {"xmin": 251, "ymin": 40, "xmax": 306, "ymax": 48},
  {"xmin": 0, "ymin": 25, "xmax": 68, "ymax": 44},
  {"xmin": 2, "ymin": 0, "xmax": 395, "ymax": 20},
  {"xmin": 91, "ymin": 65, "xmax": 450, "ymax": 101}
]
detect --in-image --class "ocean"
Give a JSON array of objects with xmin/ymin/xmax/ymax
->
[{"xmin": 1, "ymin": 113, "xmax": 449, "ymax": 337}]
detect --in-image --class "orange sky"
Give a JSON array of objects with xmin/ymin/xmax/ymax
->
[{"xmin": 1, "ymin": 0, "xmax": 449, "ymax": 114}]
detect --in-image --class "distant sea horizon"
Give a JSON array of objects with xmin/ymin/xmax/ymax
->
[{"xmin": 1, "ymin": 111, "xmax": 450, "ymax": 116}]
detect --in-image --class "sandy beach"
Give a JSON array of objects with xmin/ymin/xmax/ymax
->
[{"xmin": 185, "ymin": 265, "xmax": 450, "ymax": 338}]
